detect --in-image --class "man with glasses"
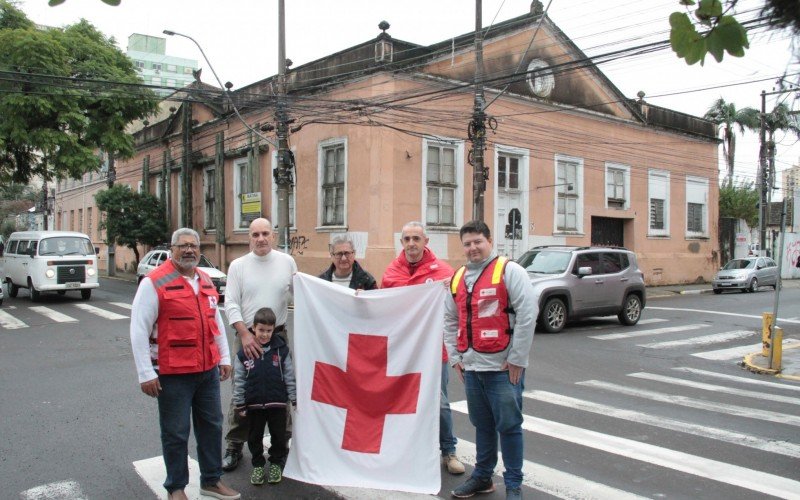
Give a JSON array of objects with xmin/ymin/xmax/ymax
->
[
  {"xmin": 130, "ymin": 228, "xmax": 239, "ymax": 500},
  {"xmin": 318, "ymin": 235, "xmax": 377, "ymax": 290},
  {"xmin": 381, "ymin": 221, "xmax": 465, "ymax": 476},
  {"xmin": 222, "ymin": 217, "xmax": 297, "ymax": 472}
]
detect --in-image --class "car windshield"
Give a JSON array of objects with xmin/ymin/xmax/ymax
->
[
  {"xmin": 515, "ymin": 250, "xmax": 539, "ymax": 268},
  {"xmin": 38, "ymin": 237, "xmax": 93, "ymax": 256},
  {"xmin": 723, "ymin": 259, "xmax": 755, "ymax": 270},
  {"xmin": 198, "ymin": 255, "xmax": 215, "ymax": 268},
  {"xmin": 525, "ymin": 250, "xmax": 573, "ymax": 274}
]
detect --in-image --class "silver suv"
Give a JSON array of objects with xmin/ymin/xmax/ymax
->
[{"xmin": 516, "ymin": 246, "xmax": 646, "ymax": 333}]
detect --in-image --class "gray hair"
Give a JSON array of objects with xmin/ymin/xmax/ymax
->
[
  {"xmin": 402, "ymin": 221, "xmax": 426, "ymax": 236},
  {"xmin": 171, "ymin": 227, "xmax": 200, "ymax": 245},
  {"xmin": 329, "ymin": 235, "xmax": 355, "ymax": 253}
]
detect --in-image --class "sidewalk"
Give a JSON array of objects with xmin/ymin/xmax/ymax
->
[{"xmin": 647, "ymin": 278, "xmax": 800, "ymax": 382}]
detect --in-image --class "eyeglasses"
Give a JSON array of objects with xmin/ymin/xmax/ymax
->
[
  {"xmin": 173, "ymin": 243, "xmax": 199, "ymax": 251},
  {"xmin": 332, "ymin": 251, "xmax": 354, "ymax": 259}
]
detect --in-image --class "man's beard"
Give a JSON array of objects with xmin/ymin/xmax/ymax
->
[{"xmin": 175, "ymin": 257, "xmax": 198, "ymax": 272}]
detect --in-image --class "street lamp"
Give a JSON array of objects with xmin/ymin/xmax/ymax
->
[{"xmin": 162, "ymin": 29, "xmax": 275, "ymax": 147}]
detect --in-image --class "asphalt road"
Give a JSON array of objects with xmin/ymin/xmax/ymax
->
[{"xmin": 1, "ymin": 278, "xmax": 798, "ymax": 499}]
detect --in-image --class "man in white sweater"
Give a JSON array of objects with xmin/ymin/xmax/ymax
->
[{"xmin": 222, "ymin": 218, "xmax": 297, "ymax": 471}]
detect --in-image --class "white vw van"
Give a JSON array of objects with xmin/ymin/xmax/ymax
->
[{"xmin": 3, "ymin": 231, "xmax": 99, "ymax": 301}]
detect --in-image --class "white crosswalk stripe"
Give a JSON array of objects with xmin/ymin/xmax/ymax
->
[
  {"xmin": 637, "ymin": 329, "xmax": 754, "ymax": 349},
  {"xmin": 627, "ymin": 372, "xmax": 800, "ymax": 405},
  {"xmin": 589, "ymin": 324, "xmax": 708, "ymax": 340},
  {"xmin": 672, "ymin": 367, "xmax": 800, "ymax": 392},
  {"xmin": 0, "ymin": 307, "xmax": 27, "ymax": 329},
  {"xmin": 29, "ymin": 306, "xmax": 78, "ymax": 323},
  {"xmin": 577, "ymin": 379, "xmax": 800, "ymax": 426},
  {"xmin": 635, "ymin": 318, "xmax": 668, "ymax": 325},
  {"xmin": 73, "ymin": 303, "xmax": 129, "ymax": 320},
  {"xmin": 692, "ymin": 339, "xmax": 800, "ymax": 360},
  {"xmin": 110, "ymin": 301, "xmax": 132, "ymax": 310},
  {"xmin": 451, "ymin": 401, "xmax": 800, "ymax": 499},
  {"xmin": 19, "ymin": 479, "xmax": 88, "ymax": 500},
  {"xmin": 524, "ymin": 390, "xmax": 800, "ymax": 459}
]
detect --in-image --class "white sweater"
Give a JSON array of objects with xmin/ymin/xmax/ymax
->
[{"xmin": 224, "ymin": 250, "xmax": 297, "ymax": 328}]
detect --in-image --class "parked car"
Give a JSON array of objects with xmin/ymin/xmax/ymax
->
[
  {"xmin": 712, "ymin": 257, "xmax": 778, "ymax": 294},
  {"xmin": 136, "ymin": 248, "xmax": 227, "ymax": 299},
  {"xmin": 3, "ymin": 231, "xmax": 99, "ymax": 301},
  {"xmin": 516, "ymin": 245, "xmax": 646, "ymax": 333}
]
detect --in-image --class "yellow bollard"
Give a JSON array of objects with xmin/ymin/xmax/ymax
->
[
  {"xmin": 762, "ymin": 313, "xmax": 774, "ymax": 356},
  {"xmin": 771, "ymin": 327, "xmax": 783, "ymax": 371}
]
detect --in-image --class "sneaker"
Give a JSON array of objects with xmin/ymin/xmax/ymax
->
[
  {"xmin": 506, "ymin": 487, "xmax": 522, "ymax": 500},
  {"xmin": 221, "ymin": 449, "xmax": 242, "ymax": 472},
  {"xmin": 442, "ymin": 454, "xmax": 466, "ymax": 475},
  {"xmin": 452, "ymin": 477, "xmax": 495, "ymax": 498},
  {"xmin": 199, "ymin": 481, "xmax": 241, "ymax": 499},
  {"xmin": 250, "ymin": 466, "xmax": 266, "ymax": 485},
  {"xmin": 267, "ymin": 463, "xmax": 283, "ymax": 484}
]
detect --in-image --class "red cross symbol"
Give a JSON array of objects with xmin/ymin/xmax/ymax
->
[{"xmin": 311, "ymin": 333, "xmax": 421, "ymax": 454}]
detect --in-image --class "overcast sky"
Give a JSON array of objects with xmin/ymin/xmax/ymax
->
[{"xmin": 15, "ymin": 0, "xmax": 799, "ymax": 193}]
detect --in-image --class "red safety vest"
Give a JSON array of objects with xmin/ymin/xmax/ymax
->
[
  {"xmin": 149, "ymin": 259, "xmax": 221, "ymax": 375},
  {"xmin": 450, "ymin": 256, "xmax": 513, "ymax": 354}
]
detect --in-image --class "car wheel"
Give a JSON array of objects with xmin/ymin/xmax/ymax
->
[
  {"xmin": 28, "ymin": 278, "xmax": 40, "ymax": 302},
  {"xmin": 713, "ymin": 289, "xmax": 722, "ymax": 295},
  {"xmin": 7, "ymin": 279, "xmax": 18, "ymax": 298},
  {"xmin": 539, "ymin": 297, "xmax": 567, "ymax": 333},
  {"xmin": 137, "ymin": 275, "xmax": 144, "ymax": 284},
  {"xmin": 749, "ymin": 278, "xmax": 758, "ymax": 293},
  {"xmin": 618, "ymin": 294, "xmax": 642, "ymax": 326},
  {"xmin": 81, "ymin": 289, "xmax": 91, "ymax": 300}
]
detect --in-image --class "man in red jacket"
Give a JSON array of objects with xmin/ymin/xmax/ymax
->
[{"xmin": 382, "ymin": 221, "xmax": 465, "ymax": 475}]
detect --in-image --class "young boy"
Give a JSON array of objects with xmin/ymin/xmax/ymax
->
[{"xmin": 233, "ymin": 307, "xmax": 296, "ymax": 485}]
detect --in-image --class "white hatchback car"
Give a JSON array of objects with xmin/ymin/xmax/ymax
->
[{"xmin": 136, "ymin": 248, "xmax": 227, "ymax": 299}]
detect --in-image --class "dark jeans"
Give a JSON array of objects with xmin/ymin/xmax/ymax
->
[
  {"xmin": 440, "ymin": 361, "xmax": 457, "ymax": 455},
  {"xmin": 247, "ymin": 408, "xmax": 288, "ymax": 468},
  {"xmin": 464, "ymin": 370, "xmax": 524, "ymax": 489},
  {"xmin": 157, "ymin": 366, "xmax": 223, "ymax": 493}
]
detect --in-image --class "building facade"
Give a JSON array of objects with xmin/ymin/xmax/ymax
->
[
  {"xmin": 127, "ymin": 33, "xmax": 198, "ymax": 97},
  {"xmin": 61, "ymin": 7, "xmax": 721, "ymax": 284}
]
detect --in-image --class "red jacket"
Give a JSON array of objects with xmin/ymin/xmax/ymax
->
[
  {"xmin": 451, "ymin": 256, "xmax": 513, "ymax": 354},
  {"xmin": 149, "ymin": 259, "xmax": 221, "ymax": 375},
  {"xmin": 382, "ymin": 247, "xmax": 453, "ymax": 361}
]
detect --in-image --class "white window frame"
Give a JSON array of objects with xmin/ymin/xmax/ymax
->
[
  {"xmin": 422, "ymin": 137, "xmax": 465, "ymax": 232},
  {"xmin": 203, "ymin": 166, "xmax": 216, "ymax": 231},
  {"xmin": 271, "ymin": 150, "xmax": 296, "ymax": 233},
  {"xmin": 685, "ymin": 175, "xmax": 709, "ymax": 238},
  {"xmin": 553, "ymin": 154, "xmax": 584, "ymax": 234},
  {"xmin": 604, "ymin": 162, "xmax": 630, "ymax": 210},
  {"xmin": 317, "ymin": 138, "xmax": 347, "ymax": 230},
  {"xmin": 648, "ymin": 169, "xmax": 670, "ymax": 237},
  {"xmin": 155, "ymin": 177, "xmax": 163, "ymax": 200}
]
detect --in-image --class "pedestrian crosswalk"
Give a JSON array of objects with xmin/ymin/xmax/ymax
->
[{"xmin": 0, "ymin": 301, "xmax": 129, "ymax": 330}]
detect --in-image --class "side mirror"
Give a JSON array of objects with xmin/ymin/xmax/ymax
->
[
  {"xmin": 95, "ymin": 247, "xmax": 100, "ymax": 255},
  {"xmin": 577, "ymin": 266, "xmax": 592, "ymax": 277}
]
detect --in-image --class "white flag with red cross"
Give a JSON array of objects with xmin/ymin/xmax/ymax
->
[{"xmin": 283, "ymin": 273, "xmax": 444, "ymax": 494}]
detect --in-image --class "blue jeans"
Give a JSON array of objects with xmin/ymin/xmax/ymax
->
[
  {"xmin": 158, "ymin": 366, "xmax": 223, "ymax": 493},
  {"xmin": 464, "ymin": 370, "xmax": 524, "ymax": 489},
  {"xmin": 440, "ymin": 361, "xmax": 457, "ymax": 455}
]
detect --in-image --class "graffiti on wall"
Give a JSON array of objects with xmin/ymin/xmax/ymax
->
[
  {"xmin": 787, "ymin": 240, "xmax": 800, "ymax": 269},
  {"xmin": 289, "ymin": 235, "xmax": 310, "ymax": 255}
]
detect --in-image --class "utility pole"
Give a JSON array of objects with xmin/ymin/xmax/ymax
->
[
  {"xmin": 469, "ymin": 0, "xmax": 487, "ymax": 222},
  {"xmin": 274, "ymin": 0, "xmax": 293, "ymax": 252},
  {"xmin": 758, "ymin": 90, "xmax": 767, "ymax": 257},
  {"xmin": 106, "ymin": 153, "xmax": 116, "ymax": 277}
]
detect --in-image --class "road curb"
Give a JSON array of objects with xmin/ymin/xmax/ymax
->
[
  {"xmin": 678, "ymin": 289, "xmax": 713, "ymax": 295},
  {"xmin": 741, "ymin": 353, "xmax": 780, "ymax": 375}
]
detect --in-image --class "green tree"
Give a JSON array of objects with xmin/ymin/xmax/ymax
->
[
  {"xmin": 95, "ymin": 185, "xmax": 168, "ymax": 265},
  {"xmin": 670, "ymin": 0, "xmax": 800, "ymax": 65},
  {"xmin": 703, "ymin": 98, "xmax": 759, "ymax": 181},
  {"xmin": 763, "ymin": 102, "xmax": 800, "ymax": 189},
  {"xmin": 719, "ymin": 180, "xmax": 759, "ymax": 228},
  {"xmin": 0, "ymin": 1, "xmax": 158, "ymax": 183}
]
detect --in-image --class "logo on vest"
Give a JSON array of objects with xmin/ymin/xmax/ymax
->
[
  {"xmin": 481, "ymin": 329, "xmax": 499, "ymax": 339},
  {"xmin": 208, "ymin": 295, "xmax": 218, "ymax": 309},
  {"xmin": 479, "ymin": 288, "xmax": 497, "ymax": 297}
]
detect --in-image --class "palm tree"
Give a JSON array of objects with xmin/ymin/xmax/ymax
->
[
  {"xmin": 704, "ymin": 98, "xmax": 760, "ymax": 182},
  {"xmin": 763, "ymin": 102, "xmax": 800, "ymax": 192}
]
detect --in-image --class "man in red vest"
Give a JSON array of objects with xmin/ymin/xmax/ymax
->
[
  {"xmin": 382, "ymin": 221, "xmax": 465, "ymax": 475},
  {"xmin": 130, "ymin": 228, "xmax": 240, "ymax": 500},
  {"xmin": 445, "ymin": 220, "xmax": 536, "ymax": 500}
]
